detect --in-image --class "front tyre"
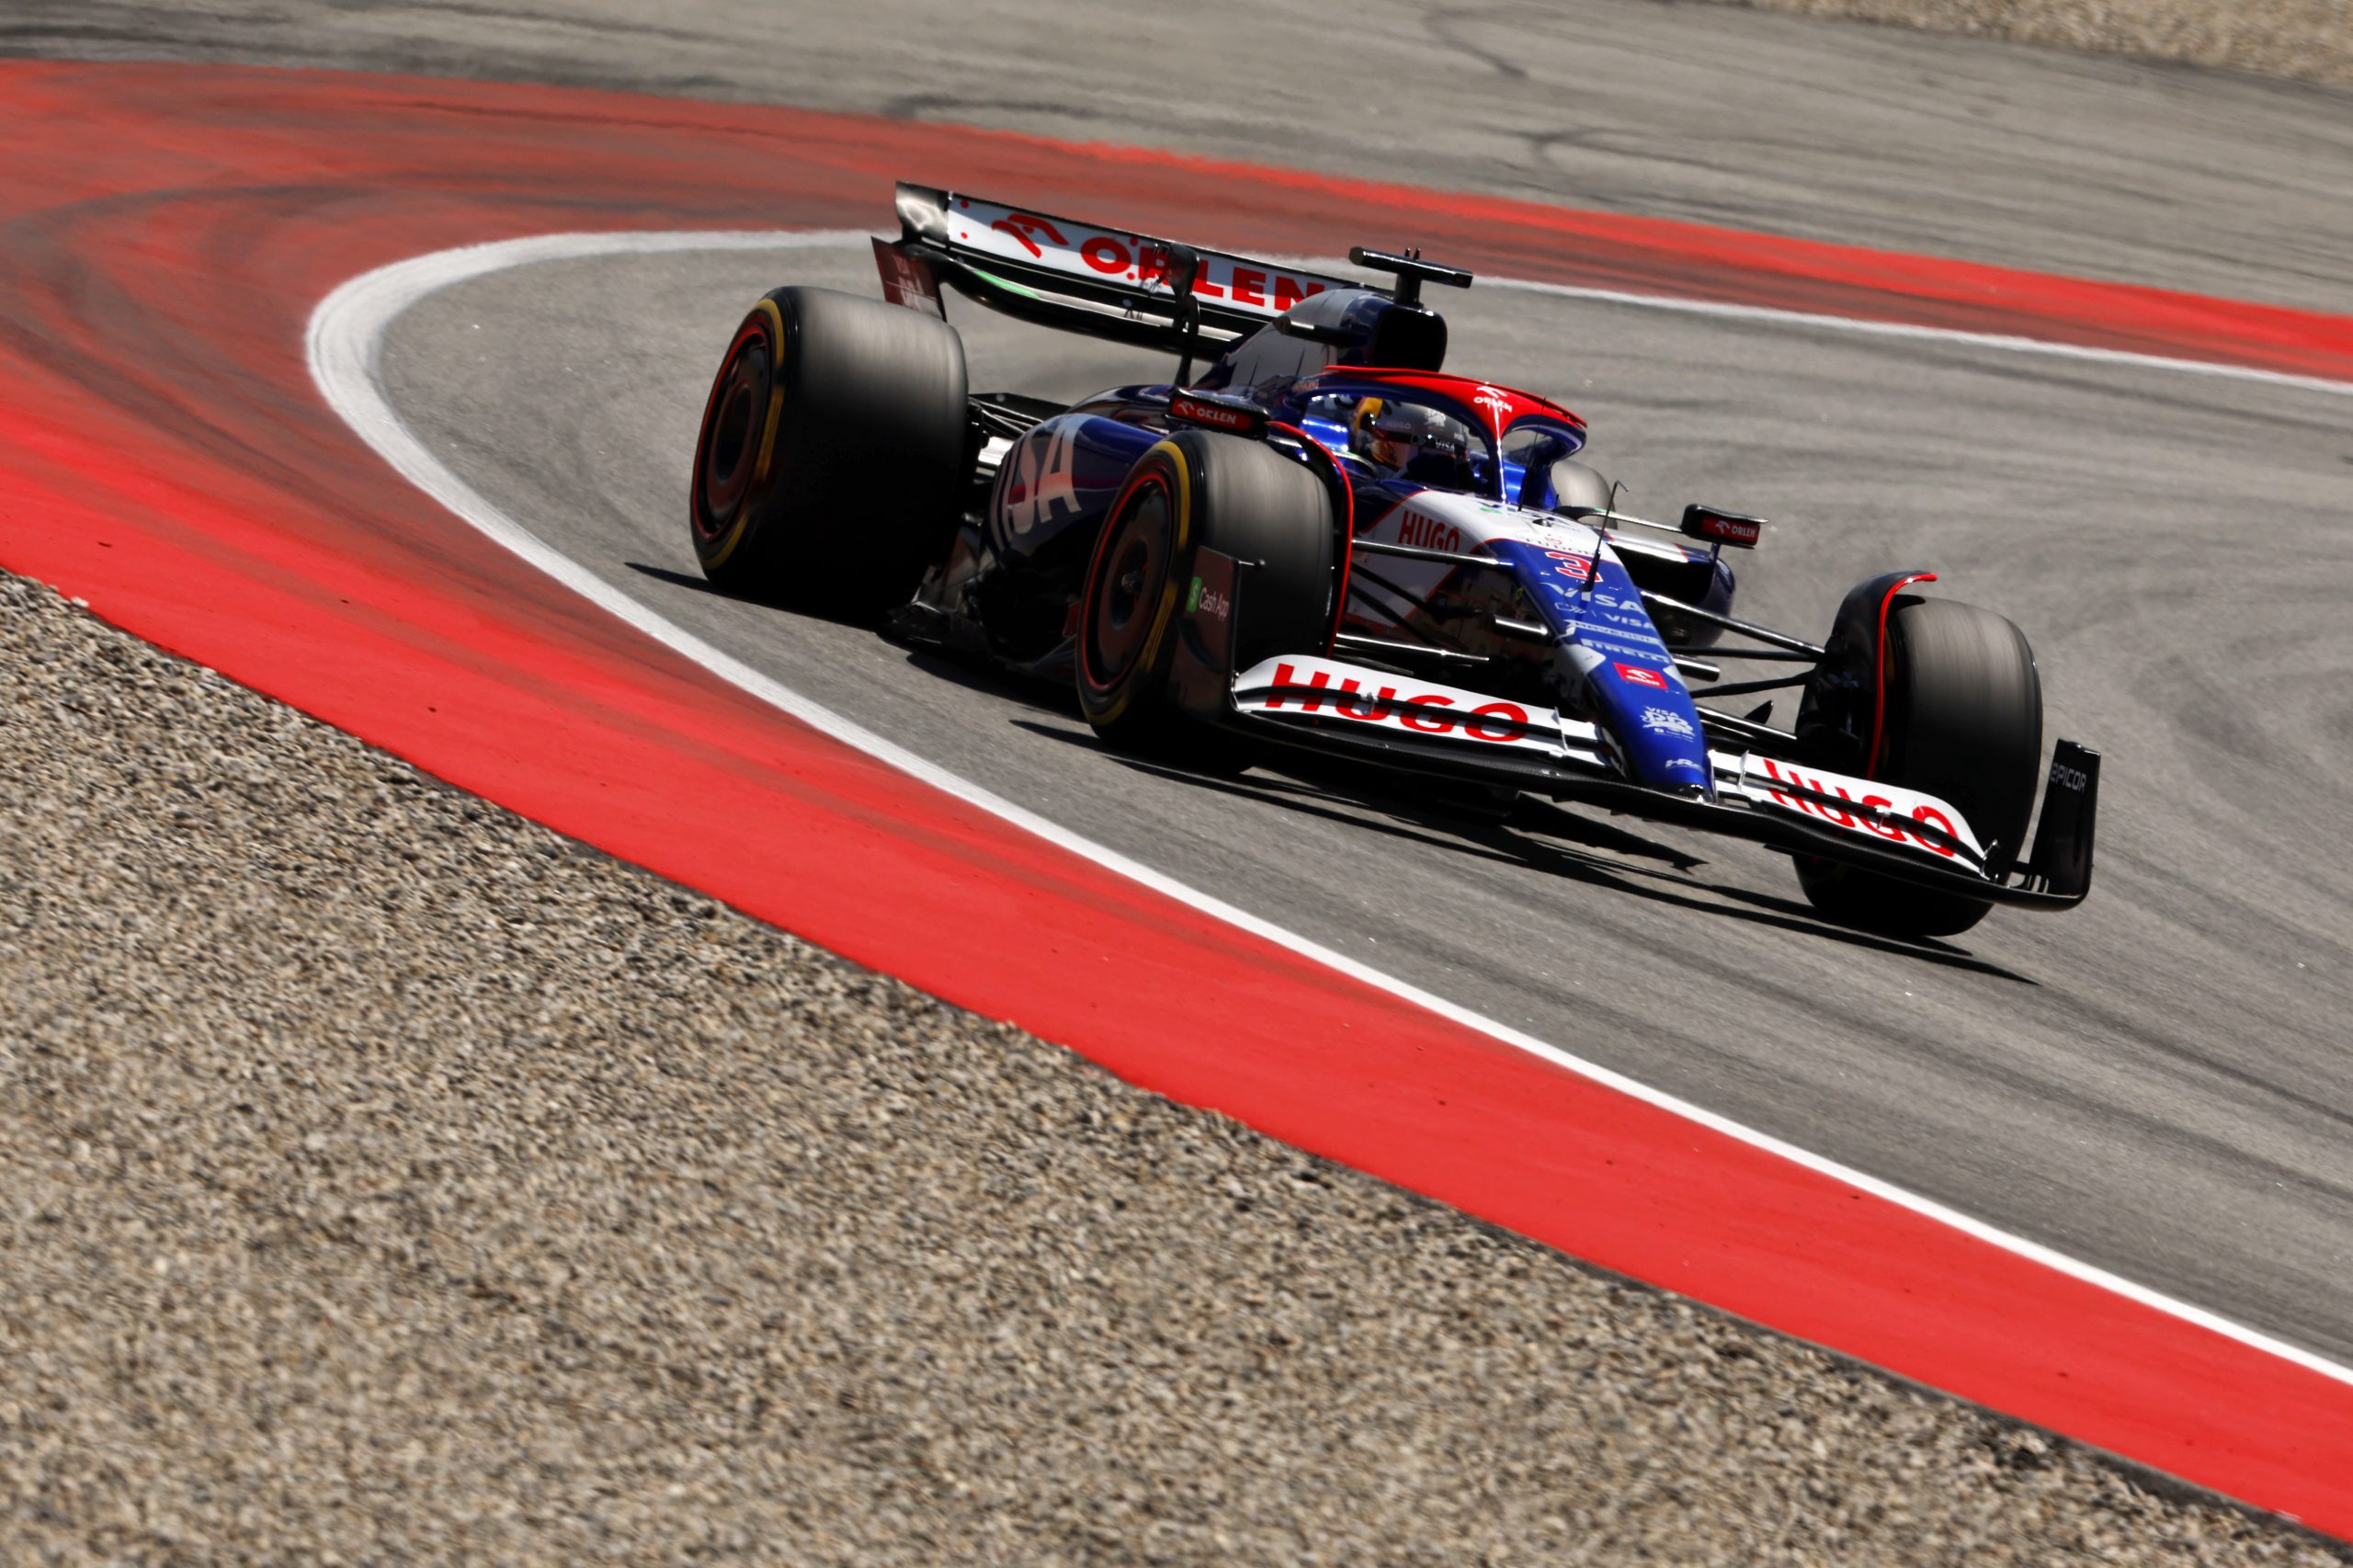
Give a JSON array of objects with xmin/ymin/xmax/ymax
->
[
  {"xmin": 688, "ymin": 285, "xmax": 967, "ymax": 616},
  {"xmin": 1796, "ymin": 597, "xmax": 2042, "ymax": 939},
  {"xmin": 1075, "ymin": 429, "xmax": 1335, "ymax": 761}
]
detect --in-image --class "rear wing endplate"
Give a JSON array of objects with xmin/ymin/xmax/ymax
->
[{"xmin": 881, "ymin": 182, "xmax": 1368, "ymax": 355}]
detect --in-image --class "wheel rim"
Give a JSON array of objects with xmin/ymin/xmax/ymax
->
[
  {"xmin": 694, "ymin": 328, "xmax": 771, "ymax": 540},
  {"xmin": 1086, "ymin": 479, "xmax": 1174, "ymax": 689}
]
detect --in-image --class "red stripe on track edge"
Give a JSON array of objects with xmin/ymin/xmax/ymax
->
[{"xmin": 3, "ymin": 59, "xmax": 2350, "ymax": 1537}]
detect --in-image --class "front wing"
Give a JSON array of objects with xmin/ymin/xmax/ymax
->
[{"xmin": 1220, "ymin": 653, "xmax": 2097, "ymax": 912}]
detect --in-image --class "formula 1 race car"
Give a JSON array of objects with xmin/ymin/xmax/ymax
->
[{"xmin": 687, "ymin": 183, "xmax": 2099, "ymax": 937}]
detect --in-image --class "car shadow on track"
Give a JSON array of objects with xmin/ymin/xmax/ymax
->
[
  {"xmin": 1009, "ymin": 722, "xmax": 2034, "ymax": 984},
  {"xmin": 894, "ymin": 648, "xmax": 1083, "ymax": 719},
  {"xmin": 1464, "ymin": 814, "xmax": 2034, "ymax": 983},
  {"xmin": 621, "ymin": 571, "xmax": 1090, "ymax": 722},
  {"xmin": 625, "ymin": 560, "xmax": 768, "ymax": 605},
  {"xmin": 1004, "ymin": 717, "xmax": 1580, "ymax": 870},
  {"xmin": 624, "ymin": 561, "xmax": 917, "ymax": 634},
  {"xmin": 621, "ymin": 574, "xmax": 2033, "ymax": 983}
]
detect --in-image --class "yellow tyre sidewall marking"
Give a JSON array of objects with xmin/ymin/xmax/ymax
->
[{"xmin": 751, "ymin": 297, "xmax": 788, "ymax": 483}]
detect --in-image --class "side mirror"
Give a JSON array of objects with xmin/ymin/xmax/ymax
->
[{"xmin": 1681, "ymin": 504, "xmax": 1767, "ymax": 549}]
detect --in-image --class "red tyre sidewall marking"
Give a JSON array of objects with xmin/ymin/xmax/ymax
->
[
  {"xmin": 690, "ymin": 316, "xmax": 769, "ymax": 540},
  {"xmin": 5, "ymin": 60, "xmax": 2353, "ymax": 1537},
  {"xmin": 1076, "ymin": 466, "xmax": 1172, "ymax": 698},
  {"xmin": 1868, "ymin": 572, "xmax": 1938, "ymax": 776}
]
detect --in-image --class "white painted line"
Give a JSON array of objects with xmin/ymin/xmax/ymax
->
[
  {"xmin": 1281, "ymin": 253, "xmax": 2353, "ymax": 400},
  {"xmin": 308, "ymin": 227, "xmax": 2353, "ymax": 1391},
  {"xmin": 1485, "ymin": 278, "xmax": 2353, "ymax": 399}
]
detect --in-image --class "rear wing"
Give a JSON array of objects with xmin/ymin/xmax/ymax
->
[{"xmin": 879, "ymin": 181, "xmax": 1369, "ymax": 357}]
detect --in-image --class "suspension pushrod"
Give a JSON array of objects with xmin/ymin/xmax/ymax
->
[
  {"xmin": 1641, "ymin": 592, "xmax": 1825, "ymax": 657},
  {"xmin": 1693, "ymin": 673, "xmax": 1811, "ymax": 699}
]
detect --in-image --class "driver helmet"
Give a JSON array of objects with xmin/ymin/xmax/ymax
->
[{"xmin": 1351, "ymin": 397, "xmax": 1471, "ymax": 476}]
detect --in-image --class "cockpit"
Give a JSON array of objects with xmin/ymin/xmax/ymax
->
[{"xmin": 1289, "ymin": 382, "xmax": 1589, "ymax": 510}]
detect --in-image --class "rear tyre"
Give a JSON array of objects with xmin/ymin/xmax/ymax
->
[
  {"xmin": 688, "ymin": 285, "xmax": 967, "ymax": 616},
  {"xmin": 1795, "ymin": 597, "xmax": 2042, "ymax": 938},
  {"xmin": 1075, "ymin": 429, "xmax": 1336, "ymax": 766}
]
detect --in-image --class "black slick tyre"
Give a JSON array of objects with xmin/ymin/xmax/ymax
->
[
  {"xmin": 1075, "ymin": 429, "xmax": 1335, "ymax": 764},
  {"xmin": 688, "ymin": 285, "xmax": 967, "ymax": 616},
  {"xmin": 1796, "ymin": 597, "xmax": 2042, "ymax": 939}
]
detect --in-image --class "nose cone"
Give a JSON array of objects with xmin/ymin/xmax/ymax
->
[
  {"xmin": 1483, "ymin": 530, "xmax": 1714, "ymax": 791},
  {"xmin": 1570, "ymin": 646, "xmax": 1713, "ymax": 792}
]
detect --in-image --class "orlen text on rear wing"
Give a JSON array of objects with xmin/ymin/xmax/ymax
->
[{"xmin": 880, "ymin": 181, "xmax": 1365, "ymax": 358}]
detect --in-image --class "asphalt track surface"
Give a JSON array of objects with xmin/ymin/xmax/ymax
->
[
  {"xmin": 378, "ymin": 236, "xmax": 2353, "ymax": 1360},
  {"xmin": 6, "ymin": 0, "xmax": 2353, "ymax": 1513},
  {"xmin": 243, "ymin": 0, "xmax": 2353, "ymax": 1363}
]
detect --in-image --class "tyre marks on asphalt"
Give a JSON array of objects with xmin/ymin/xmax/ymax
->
[{"xmin": 6, "ymin": 58, "xmax": 2353, "ymax": 1536}]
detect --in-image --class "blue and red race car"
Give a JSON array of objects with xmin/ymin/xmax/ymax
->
[{"xmin": 688, "ymin": 183, "xmax": 2098, "ymax": 938}]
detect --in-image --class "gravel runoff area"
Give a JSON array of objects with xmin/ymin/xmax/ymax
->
[
  {"xmin": 3, "ymin": 566, "xmax": 2344, "ymax": 1567},
  {"xmin": 1722, "ymin": 0, "xmax": 2353, "ymax": 85}
]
